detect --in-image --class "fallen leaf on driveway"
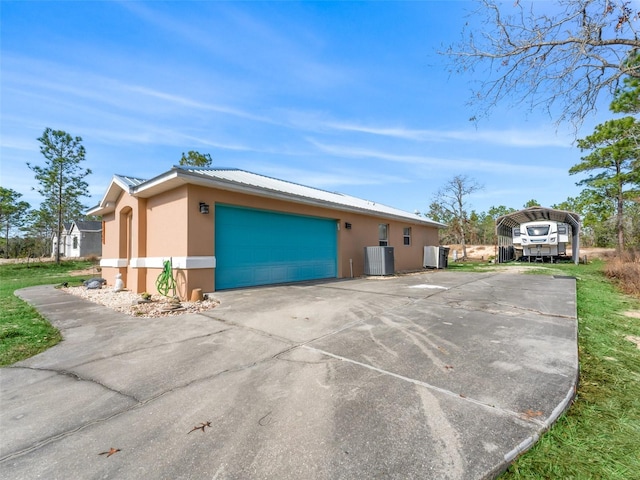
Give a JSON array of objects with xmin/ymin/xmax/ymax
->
[
  {"xmin": 98, "ymin": 448, "xmax": 121, "ymax": 457},
  {"xmin": 188, "ymin": 421, "xmax": 212, "ymax": 434}
]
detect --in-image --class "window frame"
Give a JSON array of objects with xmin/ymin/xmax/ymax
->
[
  {"xmin": 378, "ymin": 223, "xmax": 389, "ymax": 246},
  {"xmin": 403, "ymin": 227, "xmax": 411, "ymax": 246}
]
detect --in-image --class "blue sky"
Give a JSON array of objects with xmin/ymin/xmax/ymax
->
[{"xmin": 1, "ymin": 1, "xmax": 608, "ymax": 218}]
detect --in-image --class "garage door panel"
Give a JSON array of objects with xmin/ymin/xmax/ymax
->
[{"xmin": 215, "ymin": 205, "xmax": 337, "ymax": 290}]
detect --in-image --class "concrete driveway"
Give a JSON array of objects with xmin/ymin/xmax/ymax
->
[{"xmin": 1, "ymin": 271, "xmax": 578, "ymax": 479}]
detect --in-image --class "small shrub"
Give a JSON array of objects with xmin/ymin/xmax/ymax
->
[{"xmin": 86, "ymin": 254, "xmax": 99, "ymax": 264}]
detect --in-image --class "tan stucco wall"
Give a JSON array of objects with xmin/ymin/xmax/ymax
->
[
  {"xmin": 146, "ymin": 186, "xmax": 189, "ymax": 256},
  {"xmin": 100, "ymin": 193, "xmax": 148, "ymax": 291},
  {"xmin": 100, "ymin": 209, "xmax": 118, "ymax": 293},
  {"xmin": 338, "ymin": 211, "xmax": 439, "ymax": 276},
  {"xmin": 186, "ymin": 185, "xmax": 438, "ymax": 277},
  {"xmin": 186, "ymin": 187, "xmax": 215, "ymax": 256},
  {"xmin": 101, "ymin": 212, "xmax": 117, "ymax": 259},
  {"xmin": 102, "ymin": 183, "xmax": 440, "ymax": 298}
]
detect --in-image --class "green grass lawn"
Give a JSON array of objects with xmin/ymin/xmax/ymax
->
[
  {"xmin": 0, "ymin": 259, "xmax": 94, "ymax": 366},
  {"xmin": 2, "ymin": 259, "xmax": 639, "ymax": 478},
  {"xmin": 450, "ymin": 260, "xmax": 640, "ymax": 479}
]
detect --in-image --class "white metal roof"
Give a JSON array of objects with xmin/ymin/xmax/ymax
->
[
  {"xmin": 114, "ymin": 174, "xmax": 147, "ymax": 188},
  {"xmin": 495, "ymin": 206, "xmax": 580, "ymax": 233},
  {"xmin": 90, "ymin": 166, "xmax": 445, "ymax": 227},
  {"xmin": 187, "ymin": 168, "xmax": 443, "ymax": 225}
]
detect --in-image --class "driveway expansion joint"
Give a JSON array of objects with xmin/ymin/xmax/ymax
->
[
  {"xmin": 9, "ymin": 365, "xmax": 141, "ymax": 403},
  {"xmin": 57, "ymin": 327, "xmax": 236, "ymax": 371},
  {"xmin": 302, "ymin": 345, "xmax": 549, "ymax": 428}
]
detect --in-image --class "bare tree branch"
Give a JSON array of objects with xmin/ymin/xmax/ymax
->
[
  {"xmin": 443, "ymin": 0, "xmax": 640, "ymax": 128},
  {"xmin": 433, "ymin": 175, "xmax": 484, "ymax": 260}
]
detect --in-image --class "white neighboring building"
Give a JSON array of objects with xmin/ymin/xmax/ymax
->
[
  {"xmin": 51, "ymin": 223, "xmax": 72, "ymax": 258},
  {"xmin": 52, "ymin": 220, "xmax": 102, "ymax": 258}
]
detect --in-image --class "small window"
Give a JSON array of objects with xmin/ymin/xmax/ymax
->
[
  {"xmin": 378, "ymin": 224, "xmax": 389, "ymax": 246},
  {"xmin": 73, "ymin": 236, "xmax": 78, "ymax": 249},
  {"xmin": 512, "ymin": 227, "xmax": 521, "ymax": 237},
  {"xmin": 558, "ymin": 224, "xmax": 567, "ymax": 235},
  {"xmin": 403, "ymin": 227, "xmax": 411, "ymax": 245}
]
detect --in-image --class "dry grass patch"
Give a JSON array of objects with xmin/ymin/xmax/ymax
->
[{"xmin": 604, "ymin": 250, "xmax": 640, "ymax": 297}]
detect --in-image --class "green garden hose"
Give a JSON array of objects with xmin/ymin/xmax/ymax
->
[{"xmin": 156, "ymin": 259, "xmax": 177, "ymax": 297}]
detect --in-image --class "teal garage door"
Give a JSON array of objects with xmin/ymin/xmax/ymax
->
[{"xmin": 215, "ymin": 205, "xmax": 337, "ymax": 290}]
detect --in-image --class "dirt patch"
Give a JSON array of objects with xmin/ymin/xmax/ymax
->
[
  {"xmin": 448, "ymin": 245, "xmax": 495, "ymax": 260},
  {"xmin": 447, "ymin": 245, "xmax": 615, "ymax": 261},
  {"xmin": 69, "ymin": 267, "xmax": 102, "ymax": 277},
  {"xmin": 625, "ymin": 335, "xmax": 640, "ymax": 349},
  {"xmin": 0, "ymin": 257, "xmax": 54, "ymax": 265}
]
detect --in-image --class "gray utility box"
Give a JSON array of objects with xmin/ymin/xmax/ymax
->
[
  {"xmin": 423, "ymin": 246, "xmax": 450, "ymax": 269},
  {"xmin": 364, "ymin": 246, "xmax": 395, "ymax": 275}
]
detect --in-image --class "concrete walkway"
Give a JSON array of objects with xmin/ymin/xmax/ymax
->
[{"xmin": 0, "ymin": 271, "xmax": 578, "ymax": 479}]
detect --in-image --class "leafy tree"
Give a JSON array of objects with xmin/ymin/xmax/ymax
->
[
  {"xmin": 426, "ymin": 201, "xmax": 457, "ymax": 244},
  {"xmin": 0, "ymin": 187, "xmax": 30, "ymax": 258},
  {"xmin": 553, "ymin": 191, "xmax": 615, "ymax": 247},
  {"xmin": 572, "ymin": 116, "xmax": 640, "ymax": 250},
  {"xmin": 444, "ymin": 0, "xmax": 640, "ymax": 127},
  {"xmin": 468, "ymin": 210, "xmax": 481, "ymax": 244},
  {"xmin": 611, "ymin": 52, "xmax": 640, "ymax": 114},
  {"xmin": 431, "ymin": 175, "xmax": 483, "ymax": 259},
  {"xmin": 488, "ymin": 205, "xmax": 516, "ymax": 219},
  {"xmin": 483, "ymin": 205, "xmax": 516, "ymax": 245},
  {"xmin": 522, "ymin": 199, "xmax": 541, "ymax": 208},
  {"xmin": 626, "ymin": 200, "xmax": 640, "ymax": 247},
  {"xmin": 21, "ymin": 208, "xmax": 56, "ymax": 257},
  {"xmin": 179, "ymin": 151, "xmax": 213, "ymax": 167},
  {"xmin": 28, "ymin": 128, "xmax": 91, "ymax": 263}
]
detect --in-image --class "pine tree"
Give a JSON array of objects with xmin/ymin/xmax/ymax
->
[
  {"xmin": 179, "ymin": 151, "xmax": 213, "ymax": 167},
  {"xmin": 573, "ymin": 117, "xmax": 640, "ymax": 250},
  {"xmin": 0, "ymin": 187, "xmax": 30, "ymax": 258},
  {"xmin": 28, "ymin": 128, "xmax": 91, "ymax": 263}
]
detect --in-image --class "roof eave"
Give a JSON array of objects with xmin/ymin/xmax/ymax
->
[
  {"xmin": 89, "ymin": 175, "xmax": 137, "ymax": 216},
  {"xmin": 175, "ymin": 169, "xmax": 445, "ymax": 227},
  {"xmin": 128, "ymin": 168, "xmax": 443, "ymax": 227}
]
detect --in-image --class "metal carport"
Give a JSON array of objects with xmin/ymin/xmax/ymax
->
[{"xmin": 495, "ymin": 207, "xmax": 581, "ymax": 264}]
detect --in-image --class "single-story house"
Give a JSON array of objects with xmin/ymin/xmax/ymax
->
[
  {"xmin": 51, "ymin": 222, "xmax": 72, "ymax": 258},
  {"xmin": 51, "ymin": 220, "xmax": 102, "ymax": 258},
  {"xmin": 88, "ymin": 166, "xmax": 445, "ymax": 299},
  {"xmin": 68, "ymin": 220, "xmax": 103, "ymax": 258}
]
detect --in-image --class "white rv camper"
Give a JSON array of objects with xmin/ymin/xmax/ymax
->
[{"xmin": 512, "ymin": 221, "xmax": 571, "ymax": 262}]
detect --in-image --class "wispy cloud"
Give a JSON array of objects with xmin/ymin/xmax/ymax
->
[
  {"xmin": 0, "ymin": 132, "xmax": 40, "ymax": 152},
  {"xmin": 324, "ymin": 121, "xmax": 572, "ymax": 148},
  {"xmin": 246, "ymin": 164, "xmax": 411, "ymax": 189},
  {"xmin": 3, "ymin": 57, "xmax": 275, "ymax": 125},
  {"xmin": 120, "ymin": 1, "xmax": 352, "ymax": 91},
  {"xmin": 307, "ymin": 138, "xmax": 565, "ymax": 175},
  {"xmin": 123, "ymin": 85, "xmax": 273, "ymax": 123}
]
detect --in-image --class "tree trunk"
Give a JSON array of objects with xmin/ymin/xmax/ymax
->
[
  {"xmin": 56, "ymin": 163, "xmax": 63, "ymax": 264},
  {"xmin": 460, "ymin": 220, "xmax": 467, "ymax": 260},
  {"xmin": 459, "ymin": 197, "xmax": 467, "ymax": 260},
  {"xmin": 4, "ymin": 222, "xmax": 9, "ymax": 259},
  {"xmin": 617, "ymin": 191, "xmax": 625, "ymax": 252}
]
